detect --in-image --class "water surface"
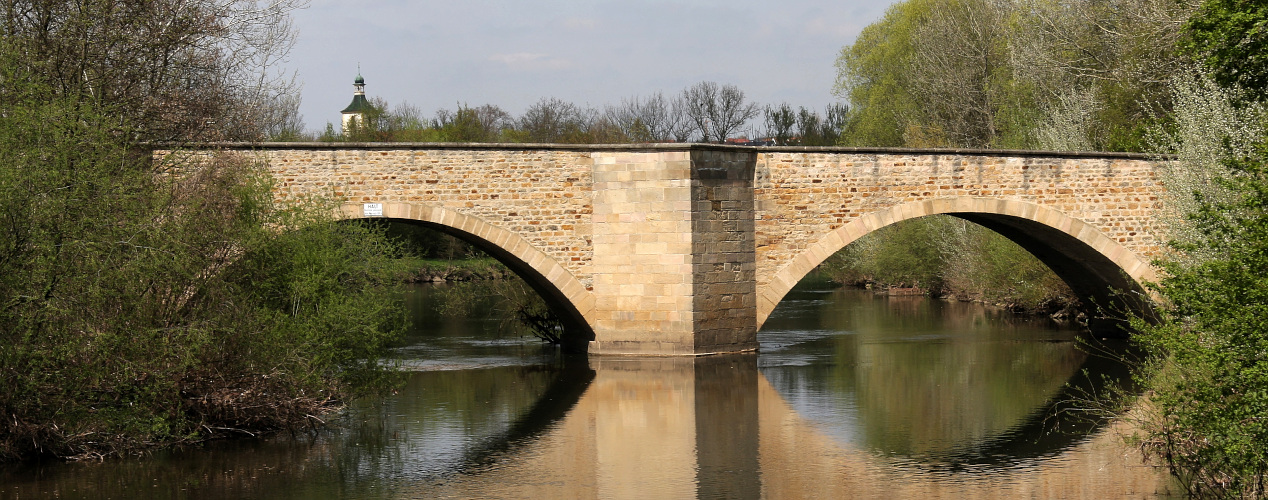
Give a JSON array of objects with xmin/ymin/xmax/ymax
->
[{"xmin": 0, "ymin": 281, "xmax": 1177, "ymax": 499}]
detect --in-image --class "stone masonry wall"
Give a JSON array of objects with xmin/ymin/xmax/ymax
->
[
  {"xmin": 690, "ymin": 150, "xmax": 758, "ymax": 353},
  {"xmin": 589, "ymin": 151, "xmax": 698, "ymax": 354},
  {"xmin": 753, "ymin": 151, "xmax": 1164, "ymax": 295},
  {"xmin": 206, "ymin": 146, "xmax": 597, "ymax": 289}
]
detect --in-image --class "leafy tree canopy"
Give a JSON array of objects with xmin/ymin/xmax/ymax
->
[{"xmin": 1181, "ymin": 0, "xmax": 1268, "ymax": 98}]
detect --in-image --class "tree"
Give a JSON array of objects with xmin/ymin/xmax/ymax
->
[
  {"xmin": 261, "ymin": 91, "xmax": 307, "ymax": 141},
  {"xmin": 680, "ymin": 81, "xmax": 760, "ymax": 142},
  {"xmin": 907, "ymin": 0, "xmax": 1012, "ymax": 147},
  {"xmin": 517, "ymin": 97, "xmax": 591, "ymax": 143},
  {"xmin": 763, "ymin": 103, "xmax": 849, "ymax": 146},
  {"xmin": 607, "ymin": 92, "xmax": 690, "ymax": 142},
  {"xmin": 841, "ymin": 0, "xmax": 1038, "ymax": 148},
  {"xmin": 1180, "ymin": 0, "xmax": 1268, "ymax": 98},
  {"xmin": 381, "ymin": 101, "xmax": 444, "ymax": 142},
  {"xmin": 763, "ymin": 104, "xmax": 797, "ymax": 145},
  {"xmin": 796, "ymin": 104, "xmax": 849, "ymax": 146},
  {"xmin": 1011, "ymin": 0, "xmax": 1198, "ymax": 150},
  {"xmin": 435, "ymin": 104, "xmax": 513, "ymax": 142},
  {"xmin": 836, "ymin": 0, "xmax": 1196, "ymax": 150},
  {"xmin": 580, "ymin": 113, "xmax": 631, "ymax": 144},
  {"xmin": 0, "ymin": 0, "xmax": 308, "ymax": 141},
  {"xmin": 667, "ymin": 94, "xmax": 697, "ymax": 142},
  {"xmin": 1119, "ymin": 48, "xmax": 1268, "ymax": 500},
  {"xmin": 834, "ymin": 0, "xmax": 930, "ymax": 147},
  {"xmin": 1148, "ymin": 71, "xmax": 1268, "ymax": 263},
  {"xmin": 0, "ymin": 75, "xmax": 406, "ymax": 459},
  {"xmin": 0, "ymin": 2, "xmax": 408, "ymax": 460}
]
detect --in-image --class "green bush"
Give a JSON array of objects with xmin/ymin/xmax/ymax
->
[
  {"xmin": 1128, "ymin": 144, "xmax": 1268, "ymax": 498},
  {"xmin": 0, "ymin": 65, "xmax": 406, "ymax": 460}
]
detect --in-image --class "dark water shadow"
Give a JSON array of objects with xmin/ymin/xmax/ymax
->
[{"xmin": 453, "ymin": 354, "xmax": 596, "ymax": 474}]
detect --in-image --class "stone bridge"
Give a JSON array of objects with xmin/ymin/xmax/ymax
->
[{"xmin": 166, "ymin": 143, "xmax": 1165, "ymax": 356}]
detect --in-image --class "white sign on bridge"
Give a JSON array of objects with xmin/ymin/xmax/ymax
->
[{"xmin": 362, "ymin": 203, "xmax": 383, "ymax": 217}]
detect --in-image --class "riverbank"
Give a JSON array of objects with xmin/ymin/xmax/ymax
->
[
  {"xmin": 834, "ymin": 278, "xmax": 1081, "ymax": 320},
  {"xmin": 395, "ymin": 257, "xmax": 512, "ymax": 283}
]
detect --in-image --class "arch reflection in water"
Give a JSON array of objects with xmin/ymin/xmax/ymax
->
[
  {"xmin": 758, "ymin": 285, "xmax": 1135, "ymax": 465},
  {"xmin": 0, "ymin": 282, "xmax": 1176, "ymax": 499}
]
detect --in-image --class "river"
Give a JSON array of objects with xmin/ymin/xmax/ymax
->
[{"xmin": 0, "ymin": 279, "xmax": 1179, "ymax": 499}]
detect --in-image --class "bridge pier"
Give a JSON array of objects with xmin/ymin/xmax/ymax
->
[{"xmin": 588, "ymin": 151, "xmax": 759, "ymax": 356}]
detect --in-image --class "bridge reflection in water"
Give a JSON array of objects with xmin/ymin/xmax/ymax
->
[{"xmin": 424, "ymin": 355, "xmax": 1174, "ymax": 498}]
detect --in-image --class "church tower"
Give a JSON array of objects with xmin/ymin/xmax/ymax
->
[{"xmin": 341, "ymin": 74, "xmax": 372, "ymax": 135}]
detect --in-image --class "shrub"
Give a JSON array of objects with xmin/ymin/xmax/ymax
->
[
  {"xmin": 0, "ymin": 72, "xmax": 406, "ymax": 460},
  {"xmin": 1128, "ymin": 144, "xmax": 1268, "ymax": 498}
]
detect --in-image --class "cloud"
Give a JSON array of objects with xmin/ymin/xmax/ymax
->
[{"xmin": 489, "ymin": 52, "xmax": 573, "ymax": 71}]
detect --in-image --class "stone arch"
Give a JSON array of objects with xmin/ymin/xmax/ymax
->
[
  {"xmin": 340, "ymin": 202, "xmax": 596, "ymax": 350},
  {"xmin": 757, "ymin": 197, "xmax": 1157, "ymax": 330}
]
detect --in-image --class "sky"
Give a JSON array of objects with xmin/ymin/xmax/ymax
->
[{"xmin": 288, "ymin": 0, "xmax": 899, "ymax": 133}]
